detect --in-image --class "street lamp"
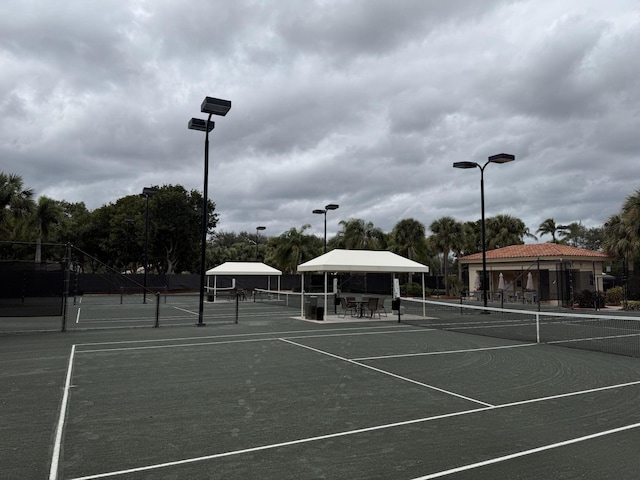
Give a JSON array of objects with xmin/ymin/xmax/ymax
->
[
  {"xmin": 453, "ymin": 153, "xmax": 514, "ymax": 307},
  {"xmin": 189, "ymin": 96, "xmax": 232, "ymax": 326},
  {"xmin": 312, "ymin": 203, "xmax": 339, "ymax": 253},
  {"xmin": 255, "ymin": 226, "xmax": 266, "ymax": 261},
  {"xmin": 140, "ymin": 187, "xmax": 158, "ymax": 304}
]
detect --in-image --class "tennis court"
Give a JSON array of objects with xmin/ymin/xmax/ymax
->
[{"xmin": 4, "ymin": 300, "xmax": 640, "ymax": 479}]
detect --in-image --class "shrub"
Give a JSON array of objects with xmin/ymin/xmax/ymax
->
[
  {"xmin": 447, "ymin": 276, "xmax": 463, "ymax": 297},
  {"xmin": 574, "ymin": 289, "xmax": 605, "ymax": 308},
  {"xmin": 626, "ymin": 301, "xmax": 640, "ymax": 311},
  {"xmin": 605, "ymin": 286, "xmax": 624, "ymax": 305},
  {"xmin": 402, "ymin": 282, "xmax": 424, "ymax": 297}
]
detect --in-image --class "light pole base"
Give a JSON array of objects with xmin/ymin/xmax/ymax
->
[{"xmin": 195, "ymin": 322, "xmax": 207, "ymax": 327}]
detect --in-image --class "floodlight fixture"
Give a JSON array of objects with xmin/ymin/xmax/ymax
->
[
  {"xmin": 453, "ymin": 161, "xmax": 478, "ymax": 169},
  {"xmin": 201, "ymin": 97, "xmax": 232, "ymax": 116},
  {"xmin": 188, "ymin": 118, "xmax": 215, "ymax": 132},
  {"xmin": 488, "ymin": 153, "xmax": 515, "ymax": 164},
  {"xmin": 313, "ymin": 203, "xmax": 340, "ymax": 253}
]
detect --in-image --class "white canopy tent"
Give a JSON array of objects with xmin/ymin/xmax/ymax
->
[
  {"xmin": 205, "ymin": 262, "xmax": 282, "ymax": 301},
  {"xmin": 297, "ymin": 249, "xmax": 430, "ymax": 318}
]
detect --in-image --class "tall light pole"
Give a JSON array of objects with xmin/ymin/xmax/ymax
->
[
  {"xmin": 255, "ymin": 226, "xmax": 266, "ymax": 261},
  {"xmin": 124, "ymin": 217, "xmax": 134, "ymax": 274},
  {"xmin": 453, "ymin": 153, "xmax": 515, "ymax": 307},
  {"xmin": 140, "ymin": 187, "xmax": 158, "ymax": 304},
  {"xmin": 312, "ymin": 203, "xmax": 339, "ymax": 253},
  {"xmin": 189, "ymin": 96, "xmax": 232, "ymax": 326}
]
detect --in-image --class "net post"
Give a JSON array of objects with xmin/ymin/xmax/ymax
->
[
  {"xmin": 235, "ymin": 289, "xmax": 240, "ymax": 324},
  {"xmin": 73, "ymin": 269, "xmax": 78, "ymax": 306},
  {"xmin": 61, "ymin": 242, "xmax": 71, "ymax": 332},
  {"xmin": 154, "ymin": 292, "xmax": 160, "ymax": 328},
  {"xmin": 535, "ymin": 312, "xmax": 540, "ymax": 343},
  {"xmin": 392, "ymin": 298, "xmax": 401, "ymax": 323}
]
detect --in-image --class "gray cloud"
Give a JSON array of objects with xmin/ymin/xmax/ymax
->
[{"xmin": 1, "ymin": 0, "xmax": 639, "ymax": 242}]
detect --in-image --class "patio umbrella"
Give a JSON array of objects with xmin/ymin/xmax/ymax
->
[
  {"xmin": 498, "ymin": 273, "xmax": 505, "ymax": 291},
  {"xmin": 526, "ymin": 272, "xmax": 534, "ymax": 290},
  {"xmin": 474, "ymin": 272, "xmax": 481, "ymax": 290}
]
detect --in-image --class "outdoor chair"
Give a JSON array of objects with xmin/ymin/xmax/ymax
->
[
  {"xmin": 377, "ymin": 297, "xmax": 388, "ymax": 317},
  {"xmin": 340, "ymin": 297, "xmax": 357, "ymax": 318},
  {"xmin": 366, "ymin": 297, "xmax": 380, "ymax": 318}
]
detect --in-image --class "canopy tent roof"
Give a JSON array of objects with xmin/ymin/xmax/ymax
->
[
  {"xmin": 297, "ymin": 249, "xmax": 430, "ymax": 273},
  {"xmin": 206, "ymin": 262, "xmax": 282, "ymax": 276}
]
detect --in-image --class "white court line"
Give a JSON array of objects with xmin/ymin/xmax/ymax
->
[
  {"xmin": 75, "ymin": 308, "xmax": 81, "ymax": 324},
  {"xmin": 172, "ymin": 306, "xmax": 198, "ymax": 315},
  {"xmin": 353, "ymin": 342, "xmax": 538, "ymax": 361},
  {"xmin": 67, "ymin": 407, "xmax": 493, "ymax": 480},
  {"xmin": 49, "ymin": 344, "xmax": 76, "ymax": 480},
  {"xmin": 66, "ymin": 379, "xmax": 640, "ymax": 480},
  {"xmin": 74, "ymin": 324, "xmax": 412, "ymax": 347},
  {"xmin": 280, "ymin": 338, "xmax": 495, "ymax": 407},
  {"xmin": 79, "ymin": 337, "xmax": 277, "ymax": 353},
  {"xmin": 282, "ymin": 328, "xmax": 433, "ymax": 340},
  {"xmin": 548, "ymin": 333, "xmax": 640, "ymax": 344},
  {"xmin": 76, "ymin": 328, "xmax": 432, "ymax": 354},
  {"xmin": 410, "ymin": 421, "xmax": 640, "ymax": 479}
]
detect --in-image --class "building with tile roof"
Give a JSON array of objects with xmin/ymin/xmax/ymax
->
[{"xmin": 459, "ymin": 244, "xmax": 614, "ymax": 306}]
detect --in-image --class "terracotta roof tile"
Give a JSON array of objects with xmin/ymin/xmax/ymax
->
[{"xmin": 460, "ymin": 243, "xmax": 612, "ymax": 262}]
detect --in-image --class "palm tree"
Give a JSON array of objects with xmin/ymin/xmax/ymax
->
[
  {"xmin": 429, "ymin": 216, "xmax": 463, "ymax": 295},
  {"xmin": 271, "ymin": 225, "xmax": 320, "ymax": 273},
  {"xmin": 603, "ymin": 190, "xmax": 640, "ymax": 269},
  {"xmin": 603, "ymin": 214, "xmax": 634, "ymax": 259},
  {"xmin": 536, "ymin": 218, "xmax": 566, "ymax": 243},
  {"xmin": 602, "ymin": 190, "xmax": 640, "ymax": 268},
  {"xmin": 621, "ymin": 189, "xmax": 640, "ymax": 241},
  {"xmin": 335, "ymin": 218, "xmax": 385, "ymax": 250},
  {"xmin": 486, "ymin": 214, "xmax": 535, "ymax": 248},
  {"xmin": 388, "ymin": 218, "xmax": 426, "ymax": 260},
  {"xmin": 451, "ymin": 221, "xmax": 476, "ymax": 280},
  {"xmin": 32, "ymin": 196, "xmax": 63, "ymax": 262},
  {"xmin": 0, "ymin": 172, "xmax": 35, "ymax": 232},
  {"xmin": 558, "ymin": 222, "xmax": 584, "ymax": 247}
]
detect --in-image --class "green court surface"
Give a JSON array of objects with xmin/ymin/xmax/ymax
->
[{"xmin": 3, "ymin": 303, "xmax": 640, "ymax": 479}]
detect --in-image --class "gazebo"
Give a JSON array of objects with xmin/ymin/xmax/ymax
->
[
  {"xmin": 205, "ymin": 262, "xmax": 282, "ymax": 301},
  {"xmin": 297, "ymin": 249, "xmax": 430, "ymax": 318}
]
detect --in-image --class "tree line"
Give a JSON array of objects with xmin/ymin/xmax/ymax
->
[{"xmin": 3, "ymin": 171, "xmax": 638, "ymax": 295}]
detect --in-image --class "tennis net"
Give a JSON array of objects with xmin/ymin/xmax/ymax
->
[
  {"xmin": 253, "ymin": 289, "xmax": 304, "ymax": 312},
  {"xmin": 400, "ymin": 297, "xmax": 640, "ymax": 358}
]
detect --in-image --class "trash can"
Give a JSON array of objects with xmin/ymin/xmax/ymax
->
[
  {"xmin": 316, "ymin": 307, "xmax": 324, "ymax": 321},
  {"xmin": 305, "ymin": 296, "xmax": 318, "ymax": 319},
  {"xmin": 391, "ymin": 299, "xmax": 403, "ymax": 315}
]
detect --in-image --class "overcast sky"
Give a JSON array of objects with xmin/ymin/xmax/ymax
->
[{"xmin": 2, "ymin": 0, "xmax": 639, "ymax": 242}]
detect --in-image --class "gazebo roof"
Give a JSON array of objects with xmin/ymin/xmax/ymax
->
[
  {"xmin": 297, "ymin": 249, "xmax": 430, "ymax": 273},
  {"xmin": 459, "ymin": 244, "xmax": 612, "ymax": 263},
  {"xmin": 206, "ymin": 262, "xmax": 282, "ymax": 276}
]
